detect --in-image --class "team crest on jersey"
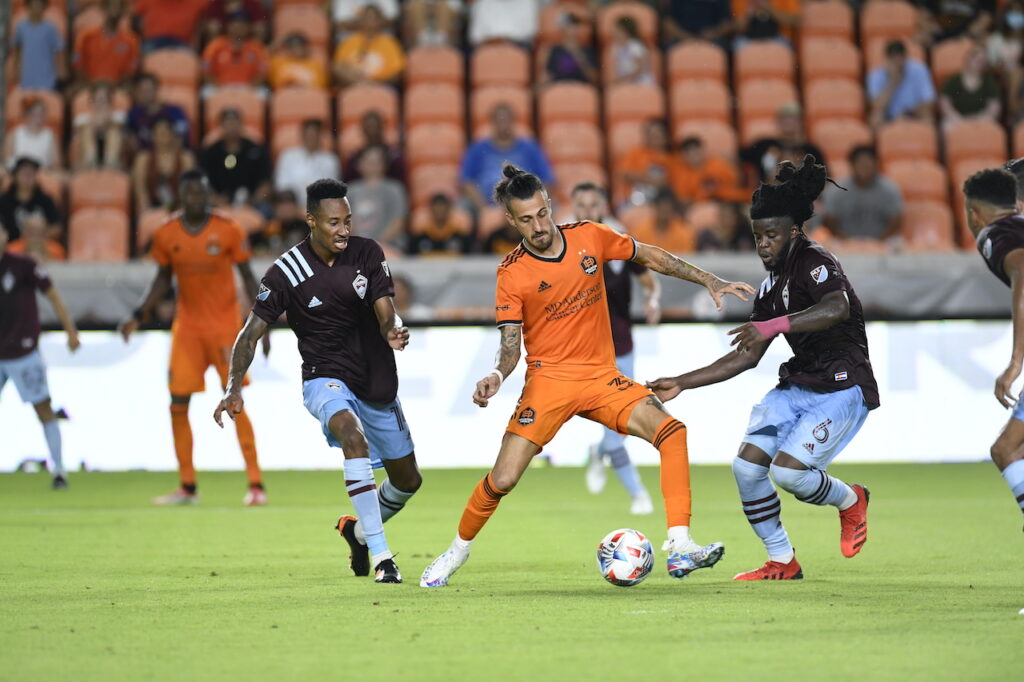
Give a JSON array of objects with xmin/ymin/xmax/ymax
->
[
  {"xmin": 517, "ymin": 406, "xmax": 536, "ymax": 426},
  {"xmin": 810, "ymin": 265, "xmax": 829, "ymax": 284},
  {"xmin": 813, "ymin": 418, "xmax": 832, "ymax": 444},
  {"xmin": 983, "ymin": 238, "xmax": 993, "ymax": 260},
  {"xmin": 257, "ymin": 283, "xmax": 271, "ymax": 302},
  {"xmin": 352, "ymin": 274, "xmax": 368, "ymax": 299},
  {"xmin": 206, "ymin": 236, "xmax": 221, "ymax": 255},
  {"xmin": 1, "ymin": 272, "xmax": 14, "ymax": 293},
  {"xmin": 781, "ymin": 282, "xmax": 790, "ymax": 310},
  {"xmin": 580, "ymin": 254, "xmax": 598, "ymax": 275}
]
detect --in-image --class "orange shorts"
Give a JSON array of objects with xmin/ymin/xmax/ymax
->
[
  {"xmin": 506, "ymin": 365, "xmax": 653, "ymax": 447},
  {"xmin": 168, "ymin": 326, "xmax": 248, "ymax": 396}
]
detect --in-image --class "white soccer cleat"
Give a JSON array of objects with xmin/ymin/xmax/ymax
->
[
  {"xmin": 663, "ymin": 538, "xmax": 725, "ymax": 580},
  {"xmin": 152, "ymin": 489, "xmax": 199, "ymax": 506},
  {"xmin": 420, "ymin": 546, "xmax": 470, "ymax": 588},
  {"xmin": 243, "ymin": 486, "xmax": 267, "ymax": 506},
  {"xmin": 630, "ymin": 490, "xmax": 654, "ymax": 515},
  {"xmin": 585, "ymin": 445, "xmax": 607, "ymax": 494}
]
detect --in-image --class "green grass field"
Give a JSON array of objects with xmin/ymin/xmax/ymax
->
[{"xmin": 1, "ymin": 463, "xmax": 1021, "ymax": 682}]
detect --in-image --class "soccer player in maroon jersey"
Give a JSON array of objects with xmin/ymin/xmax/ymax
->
[
  {"xmin": 0, "ymin": 224, "xmax": 80, "ymax": 489},
  {"xmin": 649, "ymin": 156, "xmax": 877, "ymax": 580},
  {"xmin": 213, "ymin": 179, "xmax": 417, "ymax": 584}
]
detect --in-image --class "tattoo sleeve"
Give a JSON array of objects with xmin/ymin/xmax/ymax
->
[
  {"xmin": 495, "ymin": 324, "xmax": 522, "ymax": 378},
  {"xmin": 226, "ymin": 313, "xmax": 269, "ymax": 394},
  {"xmin": 634, "ymin": 242, "xmax": 718, "ymax": 289}
]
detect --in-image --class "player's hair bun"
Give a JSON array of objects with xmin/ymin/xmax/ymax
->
[
  {"xmin": 502, "ymin": 163, "xmax": 527, "ymax": 179},
  {"xmin": 750, "ymin": 154, "xmax": 839, "ymax": 226},
  {"xmin": 775, "ymin": 155, "xmax": 828, "ymax": 205}
]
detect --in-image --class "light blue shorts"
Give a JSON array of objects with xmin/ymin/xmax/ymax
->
[
  {"xmin": 302, "ymin": 377, "xmax": 414, "ymax": 468},
  {"xmin": 742, "ymin": 384, "xmax": 870, "ymax": 469},
  {"xmin": 0, "ymin": 350, "xmax": 50, "ymax": 405}
]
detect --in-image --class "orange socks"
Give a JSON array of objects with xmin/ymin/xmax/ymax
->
[
  {"xmin": 170, "ymin": 403, "xmax": 195, "ymax": 487},
  {"xmin": 233, "ymin": 409, "xmax": 262, "ymax": 486},
  {"xmin": 653, "ymin": 416, "xmax": 692, "ymax": 528},
  {"xmin": 457, "ymin": 473, "xmax": 509, "ymax": 541}
]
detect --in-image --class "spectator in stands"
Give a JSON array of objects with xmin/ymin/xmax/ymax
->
[
  {"xmin": 347, "ymin": 146, "xmax": 408, "ymax": 248},
  {"xmin": 822, "ymin": 145, "xmax": 903, "ymax": 242},
  {"xmin": 275, "ymin": 119, "xmax": 341, "ymax": 205},
  {"xmin": 483, "ymin": 219, "xmax": 525, "ymax": 254},
  {"xmin": 868, "ymin": 40, "xmax": 936, "ymax": 129},
  {"xmin": 627, "ymin": 189, "xmax": 696, "ymax": 253},
  {"xmin": 201, "ymin": 10, "xmax": 269, "ymax": 95},
  {"xmin": 391, "ymin": 275, "xmax": 433, "ymax": 322},
  {"xmin": 988, "ymin": 0, "xmax": 1024, "ymax": 119},
  {"xmin": 696, "ymin": 202, "xmax": 755, "ymax": 252},
  {"xmin": 345, "ymin": 111, "xmax": 404, "ymax": 182},
  {"xmin": 269, "ymin": 33, "xmax": 328, "ymax": 91},
  {"xmin": 251, "ymin": 190, "xmax": 309, "ymax": 256},
  {"xmin": 73, "ymin": 0, "xmax": 140, "ymax": 87},
  {"xmin": 410, "ymin": 193, "xmax": 471, "ymax": 255},
  {"xmin": 741, "ymin": 102, "xmax": 826, "ymax": 185},
  {"xmin": 543, "ymin": 14, "xmax": 597, "ymax": 85},
  {"xmin": 134, "ymin": 0, "xmax": 208, "ymax": 52},
  {"xmin": 12, "ymin": 0, "xmax": 66, "ymax": 91},
  {"xmin": 468, "ymin": 0, "xmax": 539, "ymax": 47},
  {"xmin": 204, "ymin": 0, "xmax": 268, "ymax": 44},
  {"xmin": 459, "ymin": 103, "xmax": 554, "ymax": 212},
  {"xmin": 618, "ymin": 119, "xmax": 679, "ymax": 206},
  {"xmin": 6, "ymin": 214, "xmax": 66, "ymax": 262},
  {"xmin": 132, "ymin": 117, "xmax": 196, "ymax": 210},
  {"xmin": 732, "ymin": 0, "xmax": 799, "ymax": 50},
  {"xmin": 0, "ymin": 158, "xmax": 62, "ymax": 242},
  {"xmin": 610, "ymin": 16, "xmax": 654, "ymax": 85},
  {"xmin": 404, "ymin": 0, "xmax": 463, "ymax": 48},
  {"xmin": 662, "ymin": 0, "xmax": 733, "ymax": 48},
  {"xmin": 333, "ymin": 0, "xmax": 400, "ymax": 37},
  {"xmin": 918, "ymin": 0, "xmax": 995, "ymax": 46},
  {"xmin": 672, "ymin": 137, "xmax": 747, "ymax": 203},
  {"xmin": 127, "ymin": 73, "xmax": 191, "ymax": 151},
  {"xmin": 4, "ymin": 99, "xmax": 61, "ymax": 170},
  {"xmin": 940, "ymin": 45, "xmax": 1001, "ymax": 129},
  {"xmin": 72, "ymin": 82, "xmax": 126, "ymax": 170},
  {"xmin": 332, "ymin": 5, "xmax": 406, "ymax": 87},
  {"xmin": 200, "ymin": 109, "xmax": 272, "ymax": 212}
]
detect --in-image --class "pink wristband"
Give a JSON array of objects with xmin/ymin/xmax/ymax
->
[{"xmin": 751, "ymin": 316, "xmax": 791, "ymax": 339}]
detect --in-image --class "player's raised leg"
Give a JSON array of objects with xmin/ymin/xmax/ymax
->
[{"xmin": 990, "ymin": 416, "xmax": 1024, "ymax": 526}]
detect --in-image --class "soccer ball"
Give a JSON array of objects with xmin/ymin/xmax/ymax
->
[{"xmin": 596, "ymin": 528, "xmax": 654, "ymax": 587}]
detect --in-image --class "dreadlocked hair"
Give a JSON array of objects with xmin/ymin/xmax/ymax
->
[
  {"xmin": 493, "ymin": 163, "xmax": 545, "ymax": 209},
  {"xmin": 750, "ymin": 154, "xmax": 840, "ymax": 227}
]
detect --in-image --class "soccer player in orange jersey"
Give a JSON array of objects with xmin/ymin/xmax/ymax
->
[
  {"xmin": 420, "ymin": 165, "xmax": 755, "ymax": 587},
  {"xmin": 120, "ymin": 170, "xmax": 268, "ymax": 506}
]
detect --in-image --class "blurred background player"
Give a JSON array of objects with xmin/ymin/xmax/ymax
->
[
  {"xmin": 649, "ymin": 157, "xmax": 877, "ymax": 581},
  {"xmin": 570, "ymin": 181, "xmax": 658, "ymax": 515},
  {"xmin": 963, "ymin": 166, "xmax": 1024, "ymax": 530},
  {"xmin": 215, "ymin": 179, "xmax": 419, "ymax": 585},
  {"xmin": 0, "ymin": 224, "xmax": 79, "ymax": 489},
  {"xmin": 420, "ymin": 164, "xmax": 754, "ymax": 588},
  {"xmin": 120, "ymin": 170, "xmax": 267, "ymax": 506}
]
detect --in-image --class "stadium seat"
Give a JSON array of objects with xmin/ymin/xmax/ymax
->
[
  {"xmin": 803, "ymin": 78, "xmax": 864, "ymax": 127},
  {"xmin": 620, "ymin": 204, "xmax": 654, "ymax": 233},
  {"xmin": 902, "ymin": 201, "xmax": 956, "ymax": 252},
  {"xmin": 405, "ymin": 83, "xmax": 464, "ymax": 127},
  {"xmin": 71, "ymin": 89, "xmax": 132, "ymax": 121},
  {"xmin": 471, "ymin": 43, "xmax": 531, "ymax": 88},
  {"xmin": 1014, "ymin": 120, "xmax": 1024, "ymax": 158},
  {"xmin": 740, "ymin": 117, "xmax": 782, "ymax": 147},
  {"xmin": 538, "ymin": 82, "xmax": 599, "ymax": 130},
  {"xmin": 339, "ymin": 82, "xmax": 400, "ymax": 132},
  {"xmin": 136, "ymin": 208, "xmax": 173, "ymax": 252},
  {"xmin": 605, "ymin": 83, "xmax": 665, "ymax": 129},
  {"xmin": 801, "ymin": 0, "xmax": 854, "ymax": 41},
  {"xmin": 542, "ymin": 122, "xmax": 604, "ymax": 165},
  {"xmin": 596, "ymin": 1, "xmax": 657, "ymax": 46},
  {"xmin": 930, "ymin": 37, "xmax": 976, "ymax": 89},
  {"xmin": 410, "ymin": 163, "xmax": 461, "ymax": 207},
  {"xmin": 68, "ymin": 208, "xmax": 129, "ymax": 262},
  {"xmin": 860, "ymin": 0, "xmax": 918, "ymax": 45},
  {"xmin": 219, "ymin": 206, "xmax": 265, "ymax": 235},
  {"xmin": 204, "ymin": 88, "xmax": 266, "ymax": 140},
  {"xmin": 471, "ymin": 86, "xmax": 533, "ymax": 135},
  {"xmin": 5, "ymin": 88, "xmax": 64, "ymax": 141},
  {"xmin": 273, "ymin": 5, "xmax": 330, "ymax": 52},
  {"xmin": 864, "ymin": 37, "xmax": 925, "ymax": 72},
  {"xmin": 799, "ymin": 39, "xmax": 861, "ymax": 85},
  {"xmin": 877, "ymin": 120, "xmax": 938, "ymax": 164},
  {"xmin": 735, "ymin": 42, "xmax": 795, "ymax": 87},
  {"xmin": 808, "ymin": 118, "xmax": 872, "ymax": 165},
  {"xmin": 538, "ymin": 2, "xmax": 593, "ymax": 47},
  {"xmin": 271, "ymin": 88, "xmax": 330, "ymax": 130},
  {"xmin": 143, "ymin": 50, "xmax": 201, "ymax": 91},
  {"xmin": 686, "ymin": 201, "xmax": 722, "ymax": 232},
  {"xmin": 477, "ymin": 205, "xmax": 509, "ymax": 239},
  {"xmin": 675, "ymin": 119, "xmax": 738, "ymax": 160},
  {"xmin": 158, "ymin": 86, "xmax": 199, "ymax": 144},
  {"xmin": 554, "ymin": 162, "xmax": 607, "ymax": 203},
  {"xmin": 885, "ymin": 159, "xmax": 949, "ymax": 203},
  {"xmin": 944, "ymin": 120, "xmax": 1007, "ymax": 168},
  {"xmin": 670, "ymin": 79, "xmax": 731, "ymax": 129},
  {"xmin": 667, "ymin": 41, "xmax": 727, "ymax": 86},
  {"xmin": 405, "ymin": 45, "xmax": 464, "ymax": 88},
  {"xmin": 737, "ymin": 79, "xmax": 798, "ymax": 129},
  {"xmin": 607, "ymin": 120, "xmax": 646, "ymax": 164},
  {"xmin": 406, "ymin": 123, "xmax": 467, "ymax": 169},
  {"xmin": 69, "ymin": 169, "xmax": 129, "ymax": 214}
]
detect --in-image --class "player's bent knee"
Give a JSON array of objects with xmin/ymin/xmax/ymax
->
[
  {"xmin": 769, "ymin": 463, "xmax": 813, "ymax": 496},
  {"xmin": 32, "ymin": 400, "xmax": 55, "ymax": 422},
  {"xmin": 398, "ymin": 468, "xmax": 423, "ymax": 493}
]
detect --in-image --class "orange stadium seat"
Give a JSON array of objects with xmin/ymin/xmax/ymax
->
[
  {"xmin": 219, "ymin": 206, "xmax": 265, "ymax": 235},
  {"xmin": 538, "ymin": 2, "xmax": 593, "ymax": 47},
  {"xmin": 271, "ymin": 87, "xmax": 330, "ymax": 130},
  {"xmin": 69, "ymin": 169, "xmax": 130, "ymax": 214},
  {"xmin": 608, "ymin": 120, "xmax": 646, "ymax": 163},
  {"xmin": 735, "ymin": 42, "xmax": 795, "ymax": 87},
  {"xmin": 273, "ymin": 5, "xmax": 330, "ymax": 52},
  {"xmin": 471, "ymin": 86, "xmax": 533, "ymax": 134},
  {"xmin": 204, "ymin": 87, "xmax": 266, "ymax": 139},
  {"xmin": 472, "ymin": 43, "xmax": 531, "ymax": 88},
  {"xmin": 144, "ymin": 50, "xmax": 201, "ymax": 90},
  {"xmin": 803, "ymin": 78, "xmax": 864, "ymax": 126},
  {"xmin": 405, "ymin": 45, "xmax": 464, "ymax": 87},
  {"xmin": 271, "ymin": 124, "xmax": 333, "ymax": 160},
  {"xmin": 542, "ymin": 122, "xmax": 604, "ymax": 165},
  {"xmin": 800, "ymin": 39, "xmax": 861, "ymax": 85},
  {"xmin": 737, "ymin": 79, "xmax": 798, "ymax": 128},
  {"xmin": 405, "ymin": 83, "xmax": 464, "ymax": 127},
  {"xmin": 136, "ymin": 208, "xmax": 173, "ymax": 252},
  {"xmin": 410, "ymin": 163, "xmax": 461, "ymax": 207},
  {"xmin": 538, "ymin": 82, "xmax": 599, "ymax": 130},
  {"xmin": 70, "ymin": 88, "xmax": 131, "ymax": 120},
  {"xmin": 930, "ymin": 37, "xmax": 976, "ymax": 89},
  {"xmin": 477, "ymin": 205, "xmax": 509, "ymax": 238},
  {"xmin": 9, "ymin": 6, "xmax": 67, "ymax": 41},
  {"xmin": 605, "ymin": 83, "xmax": 665, "ymax": 128},
  {"xmin": 885, "ymin": 159, "xmax": 949, "ymax": 203},
  {"xmin": 686, "ymin": 201, "xmax": 722, "ymax": 232},
  {"xmin": 808, "ymin": 118, "xmax": 872, "ymax": 165},
  {"xmin": 406, "ymin": 123, "xmax": 467, "ymax": 169},
  {"xmin": 340, "ymin": 82, "xmax": 400, "ymax": 131},
  {"xmin": 620, "ymin": 204, "xmax": 654, "ymax": 233},
  {"xmin": 597, "ymin": 1, "xmax": 657, "ymax": 46},
  {"xmin": 944, "ymin": 120, "xmax": 1007, "ymax": 168},
  {"xmin": 670, "ymin": 79, "xmax": 731, "ymax": 129},
  {"xmin": 68, "ymin": 208, "xmax": 130, "ymax": 262},
  {"xmin": 667, "ymin": 41, "xmax": 727, "ymax": 86},
  {"xmin": 801, "ymin": 0, "xmax": 854, "ymax": 41},
  {"xmin": 740, "ymin": 117, "xmax": 782, "ymax": 146},
  {"xmin": 5, "ymin": 88, "xmax": 64, "ymax": 141},
  {"xmin": 902, "ymin": 201, "xmax": 956, "ymax": 251},
  {"xmin": 34, "ymin": 169, "xmax": 65, "ymax": 210},
  {"xmin": 675, "ymin": 119, "xmax": 738, "ymax": 160},
  {"xmin": 865, "ymin": 37, "xmax": 925, "ymax": 72},
  {"xmin": 860, "ymin": 0, "xmax": 918, "ymax": 45},
  {"xmin": 158, "ymin": 86, "xmax": 199, "ymax": 144},
  {"xmin": 877, "ymin": 120, "xmax": 938, "ymax": 164},
  {"xmin": 553, "ymin": 162, "xmax": 607, "ymax": 203},
  {"xmin": 1014, "ymin": 120, "xmax": 1024, "ymax": 158}
]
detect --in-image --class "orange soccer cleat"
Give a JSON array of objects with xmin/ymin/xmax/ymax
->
[
  {"xmin": 839, "ymin": 484, "xmax": 870, "ymax": 558},
  {"xmin": 733, "ymin": 556, "xmax": 803, "ymax": 581}
]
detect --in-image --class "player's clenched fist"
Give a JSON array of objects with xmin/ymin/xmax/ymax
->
[
  {"xmin": 213, "ymin": 392, "xmax": 245, "ymax": 427},
  {"xmin": 473, "ymin": 373, "xmax": 502, "ymax": 407}
]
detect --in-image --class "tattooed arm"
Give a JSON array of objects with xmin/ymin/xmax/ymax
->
[
  {"xmin": 632, "ymin": 241, "xmax": 755, "ymax": 311},
  {"xmin": 213, "ymin": 312, "xmax": 269, "ymax": 426},
  {"xmin": 472, "ymin": 324, "xmax": 522, "ymax": 408}
]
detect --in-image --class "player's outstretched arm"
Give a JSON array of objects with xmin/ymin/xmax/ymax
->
[
  {"xmin": 728, "ymin": 290, "xmax": 850, "ymax": 353},
  {"xmin": 373, "ymin": 296, "xmax": 409, "ymax": 351},
  {"xmin": 237, "ymin": 260, "xmax": 271, "ymax": 357},
  {"xmin": 632, "ymin": 241, "xmax": 755, "ymax": 311},
  {"xmin": 214, "ymin": 312, "xmax": 269, "ymax": 427},
  {"xmin": 647, "ymin": 339, "xmax": 770, "ymax": 402},
  {"xmin": 996, "ymin": 250, "xmax": 1024, "ymax": 407},
  {"xmin": 44, "ymin": 285, "xmax": 80, "ymax": 352},
  {"xmin": 118, "ymin": 265, "xmax": 172, "ymax": 342},
  {"xmin": 473, "ymin": 324, "xmax": 521, "ymax": 408}
]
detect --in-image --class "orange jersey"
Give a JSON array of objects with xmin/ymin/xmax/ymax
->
[
  {"xmin": 495, "ymin": 221, "xmax": 636, "ymax": 373},
  {"xmin": 151, "ymin": 212, "xmax": 250, "ymax": 334}
]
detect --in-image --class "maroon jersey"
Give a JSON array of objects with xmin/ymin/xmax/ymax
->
[
  {"xmin": 751, "ymin": 234, "xmax": 879, "ymax": 407},
  {"xmin": 603, "ymin": 259, "xmax": 647, "ymax": 357},
  {"xmin": 976, "ymin": 214, "xmax": 1024, "ymax": 287},
  {"xmin": 252, "ymin": 236, "xmax": 398, "ymax": 403},
  {"xmin": 0, "ymin": 251, "xmax": 52, "ymax": 360}
]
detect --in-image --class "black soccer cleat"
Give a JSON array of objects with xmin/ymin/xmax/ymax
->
[
  {"xmin": 336, "ymin": 515, "xmax": 370, "ymax": 577},
  {"xmin": 374, "ymin": 558, "xmax": 402, "ymax": 584},
  {"xmin": 51, "ymin": 475, "xmax": 68, "ymax": 490}
]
